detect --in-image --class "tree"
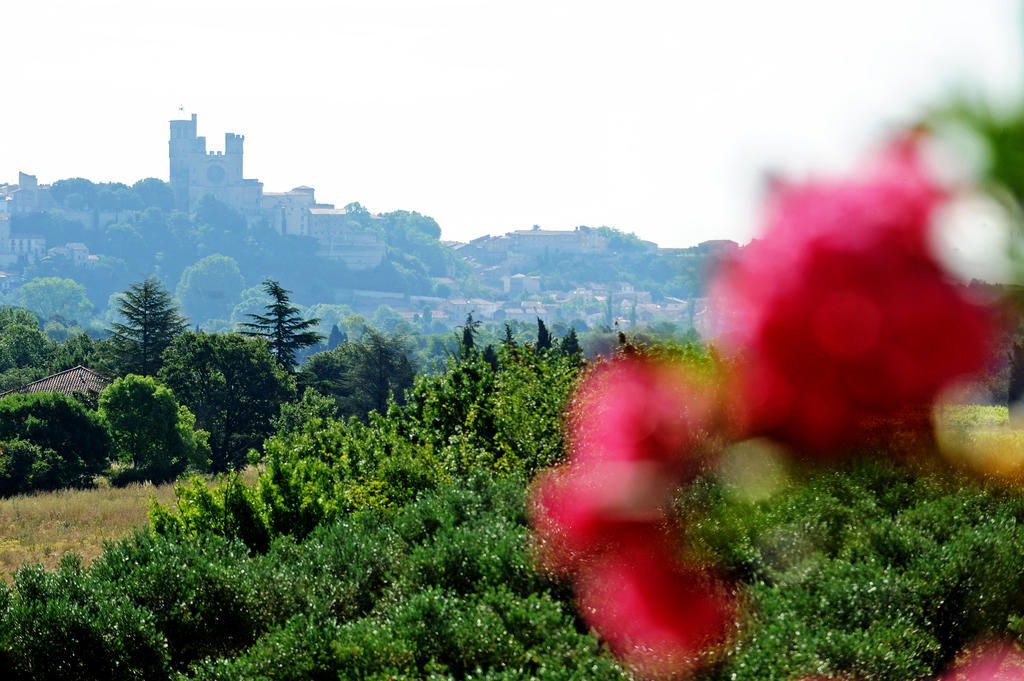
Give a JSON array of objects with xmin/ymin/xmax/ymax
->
[
  {"xmin": 238, "ymin": 279, "xmax": 323, "ymax": 370},
  {"xmin": 560, "ymin": 327, "xmax": 582, "ymax": 360},
  {"xmin": 327, "ymin": 324, "xmax": 346, "ymax": 350},
  {"xmin": 107, "ymin": 277, "xmax": 188, "ymax": 376},
  {"xmin": 18, "ymin": 277, "xmax": 94, "ymax": 324},
  {"xmin": 537, "ymin": 317, "xmax": 552, "ymax": 350},
  {"xmin": 502, "ymin": 323, "xmax": 517, "ymax": 348},
  {"xmin": 459, "ymin": 313, "xmax": 481, "ymax": 357},
  {"xmin": 98, "ymin": 375, "xmax": 211, "ymax": 484},
  {"xmin": 302, "ymin": 329, "xmax": 415, "ymax": 420},
  {"xmin": 482, "ymin": 344, "xmax": 499, "ymax": 370},
  {"xmin": 0, "ymin": 392, "xmax": 111, "ymax": 490},
  {"xmin": 175, "ymin": 254, "xmax": 244, "ymax": 325},
  {"xmin": 132, "ymin": 178, "xmax": 174, "ymax": 211},
  {"xmin": 0, "ymin": 322, "xmax": 53, "ymax": 373},
  {"xmin": 159, "ymin": 332, "xmax": 293, "ymax": 471}
]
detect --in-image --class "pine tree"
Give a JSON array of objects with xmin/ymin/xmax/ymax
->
[
  {"xmin": 108, "ymin": 277, "xmax": 188, "ymax": 376},
  {"xmin": 239, "ymin": 279, "xmax": 323, "ymax": 370},
  {"xmin": 536, "ymin": 317, "xmax": 552, "ymax": 350}
]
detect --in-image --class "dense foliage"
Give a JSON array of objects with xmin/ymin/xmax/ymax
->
[
  {"xmin": 158, "ymin": 333, "xmax": 294, "ymax": 472},
  {"xmin": 685, "ymin": 460, "xmax": 1024, "ymax": 681},
  {"xmin": 0, "ymin": 392, "xmax": 110, "ymax": 491},
  {"xmin": 0, "ymin": 338, "xmax": 1022, "ymax": 679},
  {"xmin": 98, "ymin": 375, "xmax": 211, "ymax": 485}
]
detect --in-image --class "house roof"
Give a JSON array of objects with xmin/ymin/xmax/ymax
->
[{"xmin": 0, "ymin": 366, "xmax": 110, "ymax": 399}]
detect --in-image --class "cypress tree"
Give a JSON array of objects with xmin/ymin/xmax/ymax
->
[
  {"xmin": 502, "ymin": 323, "xmax": 516, "ymax": 348},
  {"xmin": 537, "ymin": 317, "xmax": 552, "ymax": 350},
  {"xmin": 327, "ymin": 324, "xmax": 346, "ymax": 350},
  {"xmin": 560, "ymin": 327, "xmax": 582, "ymax": 359},
  {"xmin": 481, "ymin": 344, "xmax": 499, "ymax": 370},
  {"xmin": 460, "ymin": 313, "xmax": 480, "ymax": 357},
  {"xmin": 108, "ymin": 277, "xmax": 188, "ymax": 376}
]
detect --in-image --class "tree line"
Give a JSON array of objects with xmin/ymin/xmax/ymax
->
[{"xmin": 0, "ymin": 273, "xmax": 586, "ymax": 494}]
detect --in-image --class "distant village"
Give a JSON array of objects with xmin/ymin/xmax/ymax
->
[{"xmin": 0, "ymin": 113, "xmax": 738, "ymax": 334}]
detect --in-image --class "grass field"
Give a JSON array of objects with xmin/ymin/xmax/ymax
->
[{"xmin": 0, "ymin": 468, "xmax": 259, "ymax": 580}]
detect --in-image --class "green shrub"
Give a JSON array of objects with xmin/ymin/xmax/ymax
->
[
  {"xmin": 0, "ymin": 392, "xmax": 111, "ymax": 492},
  {"xmin": 0, "ymin": 439, "xmax": 63, "ymax": 496},
  {"xmin": 90, "ymin": 530, "xmax": 264, "ymax": 670},
  {"xmin": 150, "ymin": 475, "xmax": 271, "ymax": 553},
  {"xmin": 0, "ymin": 556, "xmax": 169, "ymax": 681},
  {"xmin": 686, "ymin": 459, "xmax": 1024, "ymax": 681}
]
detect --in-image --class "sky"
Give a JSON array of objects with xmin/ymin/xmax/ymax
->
[{"xmin": 1, "ymin": 1, "xmax": 1022, "ymax": 248}]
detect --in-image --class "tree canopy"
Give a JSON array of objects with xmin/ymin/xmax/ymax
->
[
  {"xmin": 175, "ymin": 254, "xmax": 244, "ymax": 325},
  {"xmin": 302, "ymin": 328, "xmax": 415, "ymax": 420},
  {"xmin": 98, "ymin": 374, "xmax": 210, "ymax": 484},
  {"xmin": 18, "ymin": 277, "xmax": 94, "ymax": 324},
  {"xmin": 158, "ymin": 332, "xmax": 293, "ymax": 471}
]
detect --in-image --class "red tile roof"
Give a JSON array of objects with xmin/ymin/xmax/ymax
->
[{"xmin": 0, "ymin": 366, "xmax": 110, "ymax": 399}]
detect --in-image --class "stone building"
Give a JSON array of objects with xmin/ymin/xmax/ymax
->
[
  {"xmin": 169, "ymin": 113, "xmax": 263, "ymax": 223},
  {"xmin": 169, "ymin": 113, "xmax": 384, "ymax": 269},
  {"xmin": 262, "ymin": 186, "xmax": 316, "ymax": 236}
]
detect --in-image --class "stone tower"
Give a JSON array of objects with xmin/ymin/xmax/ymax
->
[{"xmin": 168, "ymin": 113, "xmax": 263, "ymax": 221}]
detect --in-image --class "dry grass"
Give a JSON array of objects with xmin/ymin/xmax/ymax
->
[{"xmin": 0, "ymin": 467, "xmax": 260, "ymax": 580}]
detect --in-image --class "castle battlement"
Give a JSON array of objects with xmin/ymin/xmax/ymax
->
[
  {"xmin": 167, "ymin": 113, "xmax": 385, "ymax": 271},
  {"xmin": 169, "ymin": 112, "xmax": 262, "ymax": 220}
]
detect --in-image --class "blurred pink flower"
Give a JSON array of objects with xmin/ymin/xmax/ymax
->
[
  {"xmin": 938, "ymin": 642, "xmax": 1024, "ymax": 680},
  {"xmin": 531, "ymin": 462, "xmax": 672, "ymax": 573},
  {"xmin": 530, "ymin": 357, "xmax": 735, "ymax": 677},
  {"xmin": 712, "ymin": 144, "xmax": 993, "ymax": 453},
  {"xmin": 532, "ymin": 358, "xmax": 722, "ymax": 572},
  {"xmin": 567, "ymin": 357, "xmax": 720, "ymax": 469},
  {"xmin": 575, "ymin": 526, "xmax": 734, "ymax": 679}
]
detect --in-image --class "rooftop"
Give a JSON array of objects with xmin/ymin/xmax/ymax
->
[{"xmin": 0, "ymin": 366, "xmax": 111, "ymax": 399}]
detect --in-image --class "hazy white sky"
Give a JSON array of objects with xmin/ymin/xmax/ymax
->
[{"xmin": 1, "ymin": 1, "xmax": 1021, "ymax": 247}]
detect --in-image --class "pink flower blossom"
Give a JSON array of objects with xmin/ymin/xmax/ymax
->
[
  {"xmin": 712, "ymin": 144, "xmax": 993, "ymax": 453},
  {"xmin": 575, "ymin": 526, "xmax": 734, "ymax": 679},
  {"xmin": 530, "ymin": 357, "xmax": 736, "ymax": 677},
  {"xmin": 532, "ymin": 358, "xmax": 723, "ymax": 572},
  {"xmin": 567, "ymin": 358, "xmax": 720, "ymax": 469}
]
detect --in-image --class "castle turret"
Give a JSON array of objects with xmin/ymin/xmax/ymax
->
[
  {"xmin": 168, "ymin": 113, "xmax": 263, "ymax": 221},
  {"xmin": 169, "ymin": 113, "xmax": 204, "ymax": 212}
]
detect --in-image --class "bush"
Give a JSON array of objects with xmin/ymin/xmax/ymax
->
[
  {"xmin": 0, "ymin": 392, "xmax": 111, "ymax": 492},
  {"xmin": 90, "ymin": 530, "xmax": 264, "ymax": 671},
  {"xmin": 0, "ymin": 557, "xmax": 169, "ymax": 681},
  {"xmin": 0, "ymin": 439, "xmax": 63, "ymax": 496},
  {"xmin": 685, "ymin": 459, "xmax": 1024, "ymax": 681}
]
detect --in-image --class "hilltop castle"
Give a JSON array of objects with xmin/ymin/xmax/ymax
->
[
  {"xmin": 168, "ymin": 113, "xmax": 263, "ymax": 223},
  {"xmin": 168, "ymin": 112, "xmax": 384, "ymax": 270}
]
